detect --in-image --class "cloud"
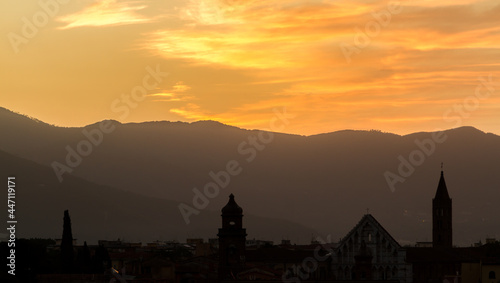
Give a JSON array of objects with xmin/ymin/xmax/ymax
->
[
  {"xmin": 26, "ymin": 0, "xmax": 499, "ymax": 135},
  {"xmin": 142, "ymin": 0, "xmax": 500, "ymax": 70},
  {"xmin": 170, "ymin": 103, "xmax": 208, "ymax": 120},
  {"xmin": 148, "ymin": 82, "xmax": 193, "ymax": 102},
  {"xmin": 58, "ymin": 0, "xmax": 152, "ymax": 29},
  {"xmin": 172, "ymin": 81, "xmax": 192, "ymax": 92},
  {"xmin": 144, "ymin": 0, "xmax": 361, "ymax": 68}
]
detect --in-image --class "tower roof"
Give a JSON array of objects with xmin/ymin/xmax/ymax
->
[
  {"xmin": 221, "ymin": 194, "xmax": 243, "ymax": 215},
  {"xmin": 434, "ymin": 171, "xmax": 450, "ymax": 199}
]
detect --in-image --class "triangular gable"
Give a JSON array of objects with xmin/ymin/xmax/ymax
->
[{"xmin": 337, "ymin": 214, "xmax": 401, "ymax": 252}]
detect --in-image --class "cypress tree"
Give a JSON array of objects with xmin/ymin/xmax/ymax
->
[
  {"xmin": 81, "ymin": 241, "xmax": 91, "ymax": 273},
  {"xmin": 61, "ymin": 210, "xmax": 74, "ymax": 273}
]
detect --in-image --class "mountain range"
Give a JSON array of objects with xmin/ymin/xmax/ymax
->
[{"xmin": 1, "ymin": 107, "xmax": 499, "ymax": 246}]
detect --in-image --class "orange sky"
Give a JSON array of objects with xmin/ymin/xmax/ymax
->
[{"xmin": 1, "ymin": 0, "xmax": 500, "ymax": 136}]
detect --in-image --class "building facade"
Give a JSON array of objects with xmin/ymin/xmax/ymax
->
[{"xmin": 331, "ymin": 214, "xmax": 412, "ymax": 282}]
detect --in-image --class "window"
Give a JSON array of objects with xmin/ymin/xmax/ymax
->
[
  {"xmin": 369, "ymin": 233, "xmax": 372, "ymax": 242},
  {"xmin": 489, "ymin": 271, "xmax": 496, "ymax": 279}
]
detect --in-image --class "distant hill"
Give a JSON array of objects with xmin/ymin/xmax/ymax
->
[
  {"xmin": 1, "ymin": 107, "xmax": 499, "ymax": 246},
  {"xmin": 0, "ymin": 148, "xmax": 316, "ymax": 244}
]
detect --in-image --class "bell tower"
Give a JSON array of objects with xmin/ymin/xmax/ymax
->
[
  {"xmin": 218, "ymin": 194, "xmax": 247, "ymax": 281},
  {"xmin": 432, "ymin": 169, "xmax": 452, "ymax": 248}
]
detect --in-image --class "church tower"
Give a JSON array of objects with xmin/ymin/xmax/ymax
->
[
  {"xmin": 218, "ymin": 194, "xmax": 247, "ymax": 281},
  {"xmin": 432, "ymin": 170, "xmax": 452, "ymax": 248}
]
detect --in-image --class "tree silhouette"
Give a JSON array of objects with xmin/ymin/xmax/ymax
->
[
  {"xmin": 76, "ymin": 241, "xmax": 92, "ymax": 273},
  {"xmin": 61, "ymin": 210, "xmax": 74, "ymax": 273},
  {"xmin": 92, "ymin": 244, "xmax": 111, "ymax": 273}
]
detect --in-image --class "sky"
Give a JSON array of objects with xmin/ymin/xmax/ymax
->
[{"xmin": 1, "ymin": 0, "xmax": 500, "ymax": 136}]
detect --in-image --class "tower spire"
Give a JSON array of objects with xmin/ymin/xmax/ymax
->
[
  {"xmin": 433, "ymin": 169, "xmax": 452, "ymax": 248},
  {"xmin": 434, "ymin": 169, "xmax": 450, "ymax": 199}
]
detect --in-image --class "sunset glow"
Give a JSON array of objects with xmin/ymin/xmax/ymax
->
[{"xmin": 2, "ymin": 0, "xmax": 500, "ymax": 135}]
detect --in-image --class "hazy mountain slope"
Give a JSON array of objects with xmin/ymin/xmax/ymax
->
[
  {"xmin": 0, "ymin": 148, "xmax": 316, "ymax": 244},
  {"xmin": 1, "ymin": 107, "xmax": 499, "ymax": 245}
]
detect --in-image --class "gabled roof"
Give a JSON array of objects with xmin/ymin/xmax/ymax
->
[
  {"xmin": 434, "ymin": 171, "xmax": 451, "ymax": 200},
  {"xmin": 338, "ymin": 214, "xmax": 401, "ymax": 250}
]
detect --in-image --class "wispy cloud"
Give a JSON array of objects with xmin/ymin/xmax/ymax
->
[
  {"xmin": 149, "ymin": 82, "xmax": 193, "ymax": 102},
  {"xmin": 145, "ymin": 0, "xmax": 352, "ymax": 69},
  {"xmin": 149, "ymin": 93, "xmax": 175, "ymax": 97},
  {"xmin": 170, "ymin": 103, "xmax": 208, "ymax": 120},
  {"xmin": 149, "ymin": 0, "xmax": 500, "ymax": 134},
  {"xmin": 5, "ymin": 0, "xmax": 499, "ymax": 135},
  {"xmin": 172, "ymin": 81, "xmax": 192, "ymax": 92},
  {"xmin": 58, "ymin": 0, "xmax": 152, "ymax": 29}
]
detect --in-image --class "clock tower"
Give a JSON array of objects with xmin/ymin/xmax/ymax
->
[{"xmin": 218, "ymin": 194, "xmax": 247, "ymax": 281}]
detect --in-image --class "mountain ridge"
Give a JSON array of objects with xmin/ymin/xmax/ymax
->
[
  {"xmin": 5, "ymin": 106, "xmax": 495, "ymax": 138},
  {"xmin": 1, "ymin": 107, "xmax": 499, "ymax": 246}
]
